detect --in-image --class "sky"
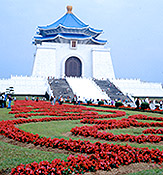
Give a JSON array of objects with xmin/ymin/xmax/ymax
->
[{"xmin": 0, "ymin": 0, "xmax": 163, "ymax": 83}]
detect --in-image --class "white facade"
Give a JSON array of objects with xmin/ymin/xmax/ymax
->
[
  {"xmin": 32, "ymin": 42, "xmax": 115, "ymax": 80},
  {"xmin": 92, "ymin": 48, "xmax": 115, "ymax": 80}
]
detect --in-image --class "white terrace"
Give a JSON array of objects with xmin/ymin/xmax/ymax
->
[
  {"xmin": 0, "ymin": 75, "xmax": 51, "ymax": 95},
  {"xmin": 112, "ymin": 79, "xmax": 163, "ymax": 98},
  {"xmin": 66, "ymin": 77, "xmax": 109, "ymax": 101}
]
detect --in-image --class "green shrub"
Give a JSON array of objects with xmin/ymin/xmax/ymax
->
[
  {"xmin": 115, "ymin": 102, "xmax": 123, "ymax": 107},
  {"xmin": 98, "ymin": 101, "xmax": 104, "ymax": 106},
  {"xmin": 87, "ymin": 100, "xmax": 92, "ymax": 105},
  {"xmin": 141, "ymin": 102, "xmax": 149, "ymax": 110}
]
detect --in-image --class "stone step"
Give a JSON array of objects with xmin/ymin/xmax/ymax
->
[
  {"xmin": 94, "ymin": 79, "xmax": 131, "ymax": 101},
  {"xmin": 48, "ymin": 78, "xmax": 74, "ymax": 99}
]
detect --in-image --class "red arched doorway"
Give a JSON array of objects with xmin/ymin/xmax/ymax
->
[{"xmin": 65, "ymin": 56, "xmax": 82, "ymax": 77}]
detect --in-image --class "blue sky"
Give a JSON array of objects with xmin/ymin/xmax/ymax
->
[{"xmin": 0, "ymin": 0, "xmax": 163, "ymax": 83}]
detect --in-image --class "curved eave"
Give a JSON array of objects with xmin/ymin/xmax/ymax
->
[
  {"xmin": 91, "ymin": 38, "xmax": 107, "ymax": 45},
  {"xmin": 89, "ymin": 27, "xmax": 103, "ymax": 34},
  {"xmin": 34, "ymin": 34, "xmax": 92, "ymax": 41},
  {"xmin": 39, "ymin": 24, "xmax": 102, "ymax": 33},
  {"xmin": 38, "ymin": 24, "xmax": 102, "ymax": 37},
  {"xmin": 34, "ymin": 34, "xmax": 107, "ymax": 45}
]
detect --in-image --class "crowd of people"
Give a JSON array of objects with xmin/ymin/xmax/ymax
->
[
  {"xmin": 0, "ymin": 93, "xmax": 16, "ymax": 109},
  {"xmin": 49, "ymin": 95, "xmax": 79, "ymax": 105},
  {"xmin": 135, "ymin": 97, "xmax": 163, "ymax": 110},
  {"xmin": 48, "ymin": 94, "xmax": 163, "ymax": 111},
  {"xmin": 0, "ymin": 94, "xmax": 47, "ymax": 109},
  {"xmin": 25, "ymin": 96, "xmax": 47, "ymax": 102},
  {"xmin": 0, "ymin": 92, "xmax": 163, "ymax": 111}
]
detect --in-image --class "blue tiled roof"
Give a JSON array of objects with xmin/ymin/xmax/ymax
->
[
  {"xmin": 38, "ymin": 13, "xmax": 88, "ymax": 29},
  {"xmin": 38, "ymin": 13, "xmax": 102, "ymax": 34},
  {"xmin": 33, "ymin": 6, "xmax": 107, "ymax": 45}
]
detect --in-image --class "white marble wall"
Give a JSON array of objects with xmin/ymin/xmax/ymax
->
[
  {"xmin": 32, "ymin": 42, "xmax": 115, "ymax": 80},
  {"xmin": 32, "ymin": 47, "xmax": 56, "ymax": 77},
  {"xmin": 92, "ymin": 48, "xmax": 115, "ymax": 80}
]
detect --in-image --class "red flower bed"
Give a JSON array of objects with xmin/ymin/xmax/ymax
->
[
  {"xmin": 1, "ymin": 100, "xmax": 163, "ymax": 174},
  {"xmin": 71, "ymin": 125, "xmax": 163, "ymax": 143},
  {"xmin": 81, "ymin": 117, "xmax": 163, "ymax": 129},
  {"xmin": 11, "ymin": 100, "xmax": 125, "ymax": 119},
  {"xmin": 128, "ymin": 114, "xmax": 163, "ymax": 121},
  {"xmin": 143, "ymin": 128, "xmax": 163, "ymax": 134},
  {"xmin": 11, "ymin": 155, "xmax": 101, "ymax": 175},
  {"xmin": 71, "ymin": 116, "xmax": 163, "ymax": 143}
]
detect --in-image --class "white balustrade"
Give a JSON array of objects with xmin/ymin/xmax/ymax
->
[
  {"xmin": 0, "ymin": 76, "xmax": 49, "ymax": 95},
  {"xmin": 112, "ymin": 79, "xmax": 163, "ymax": 97}
]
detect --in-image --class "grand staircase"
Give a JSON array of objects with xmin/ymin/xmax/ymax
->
[
  {"xmin": 94, "ymin": 79, "xmax": 131, "ymax": 101},
  {"xmin": 48, "ymin": 78, "xmax": 74, "ymax": 98},
  {"xmin": 48, "ymin": 77, "xmax": 131, "ymax": 102}
]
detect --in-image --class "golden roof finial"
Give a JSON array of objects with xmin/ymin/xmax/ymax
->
[{"xmin": 67, "ymin": 5, "xmax": 73, "ymax": 14}]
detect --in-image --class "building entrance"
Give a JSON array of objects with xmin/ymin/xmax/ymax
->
[{"xmin": 65, "ymin": 57, "xmax": 82, "ymax": 77}]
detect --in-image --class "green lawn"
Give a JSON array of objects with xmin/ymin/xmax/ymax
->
[
  {"xmin": 18, "ymin": 120, "xmax": 84, "ymax": 139},
  {"xmin": 128, "ymin": 168, "xmax": 163, "ymax": 175},
  {"xmin": 0, "ymin": 108, "xmax": 15, "ymax": 121},
  {"xmin": 0, "ymin": 141, "xmax": 68, "ymax": 170}
]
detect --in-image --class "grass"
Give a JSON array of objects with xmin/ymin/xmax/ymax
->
[
  {"xmin": 18, "ymin": 120, "xmax": 84, "ymax": 139},
  {"xmin": 0, "ymin": 103, "xmax": 163, "ymax": 174},
  {"xmin": 0, "ymin": 108, "xmax": 15, "ymax": 121},
  {"xmin": 0, "ymin": 140, "xmax": 68, "ymax": 170},
  {"xmin": 106, "ymin": 127, "xmax": 163, "ymax": 136},
  {"xmin": 128, "ymin": 168, "xmax": 163, "ymax": 175}
]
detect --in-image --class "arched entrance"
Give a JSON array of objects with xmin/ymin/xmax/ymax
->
[{"xmin": 65, "ymin": 56, "xmax": 82, "ymax": 77}]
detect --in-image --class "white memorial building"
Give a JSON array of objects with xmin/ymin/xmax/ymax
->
[{"xmin": 32, "ymin": 6, "xmax": 115, "ymax": 80}]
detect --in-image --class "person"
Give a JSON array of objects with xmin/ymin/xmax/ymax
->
[
  {"xmin": 32, "ymin": 96, "xmax": 35, "ymax": 101},
  {"xmin": 3, "ymin": 93, "xmax": 7, "ymax": 107},
  {"xmin": 135, "ymin": 98, "xmax": 140, "ymax": 109},
  {"xmin": 160, "ymin": 100, "xmax": 163, "ymax": 109},
  {"xmin": 145, "ymin": 97, "xmax": 149, "ymax": 104},
  {"xmin": 7, "ymin": 95, "xmax": 13, "ymax": 109},
  {"xmin": 50, "ymin": 95, "xmax": 54, "ymax": 105},
  {"xmin": 59, "ymin": 96, "xmax": 63, "ymax": 105},
  {"xmin": 111, "ymin": 99, "xmax": 115, "ymax": 106},
  {"xmin": 72, "ymin": 95, "xmax": 77, "ymax": 105},
  {"xmin": 14, "ymin": 97, "xmax": 17, "ymax": 101},
  {"xmin": 36, "ymin": 97, "xmax": 39, "ymax": 102},
  {"xmin": 106, "ymin": 99, "xmax": 110, "ymax": 105},
  {"xmin": 78, "ymin": 96, "xmax": 81, "ymax": 105},
  {"xmin": 149, "ymin": 101, "xmax": 155, "ymax": 110},
  {"xmin": 25, "ymin": 96, "xmax": 28, "ymax": 101},
  {"xmin": 0, "ymin": 95, "xmax": 3, "ymax": 108},
  {"xmin": 53, "ymin": 96, "xmax": 56, "ymax": 105},
  {"xmin": 104, "ymin": 99, "xmax": 108, "ymax": 105}
]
